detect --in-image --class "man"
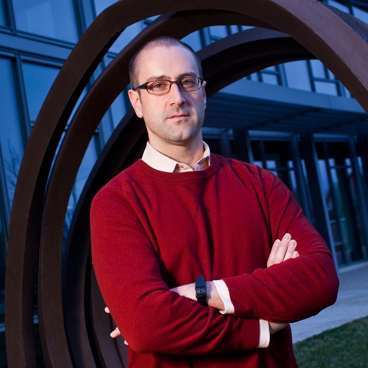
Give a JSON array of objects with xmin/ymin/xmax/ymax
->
[{"xmin": 90, "ymin": 36, "xmax": 339, "ymax": 367}]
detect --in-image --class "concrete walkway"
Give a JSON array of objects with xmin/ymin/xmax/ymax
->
[{"xmin": 291, "ymin": 261, "xmax": 368, "ymax": 343}]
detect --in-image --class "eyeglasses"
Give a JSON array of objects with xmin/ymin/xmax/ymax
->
[{"xmin": 134, "ymin": 76, "xmax": 203, "ymax": 96}]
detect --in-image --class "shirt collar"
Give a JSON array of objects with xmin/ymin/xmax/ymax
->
[{"xmin": 142, "ymin": 141, "xmax": 211, "ymax": 172}]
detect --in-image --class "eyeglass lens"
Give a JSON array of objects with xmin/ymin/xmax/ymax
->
[{"xmin": 146, "ymin": 77, "xmax": 201, "ymax": 95}]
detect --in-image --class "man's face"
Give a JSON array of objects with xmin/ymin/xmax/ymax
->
[{"xmin": 128, "ymin": 44, "xmax": 207, "ymax": 150}]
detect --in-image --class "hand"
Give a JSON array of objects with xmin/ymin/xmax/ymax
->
[
  {"xmin": 266, "ymin": 233, "xmax": 299, "ymax": 334},
  {"xmin": 104, "ymin": 307, "xmax": 129, "ymax": 344},
  {"xmin": 269, "ymin": 321, "xmax": 289, "ymax": 335},
  {"xmin": 267, "ymin": 233, "xmax": 299, "ymax": 267}
]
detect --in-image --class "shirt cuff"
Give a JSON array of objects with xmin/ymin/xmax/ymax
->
[
  {"xmin": 258, "ymin": 319, "xmax": 270, "ymax": 348},
  {"xmin": 213, "ymin": 279, "xmax": 235, "ymax": 314}
]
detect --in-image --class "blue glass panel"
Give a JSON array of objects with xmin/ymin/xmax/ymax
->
[
  {"xmin": 93, "ymin": 0, "xmax": 116, "ymax": 15},
  {"xmin": 65, "ymin": 137, "xmax": 98, "ymax": 231},
  {"xmin": 93, "ymin": 0, "xmax": 144, "ymax": 53},
  {"xmin": 328, "ymin": 0, "xmax": 350, "ymax": 13},
  {"xmin": 284, "ymin": 61, "xmax": 311, "ymax": 91},
  {"xmin": 22, "ymin": 62, "xmax": 60, "ymax": 122},
  {"xmin": 182, "ymin": 32, "xmax": 203, "ymax": 52},
  {"xmin": 0, "ymin": 0, "xmax": 6, "ymax": 26},
  {"xmin": 262, "ymin": 73, "xmax": 278, "ymax": 85},
  {"xmin": 229, "ymin": 25, "xmax": 241, "ymax": 34},
  {"xmin": 110, "ymin": 22, "xmax": 143, "ymax": 54},
  {"xmin": 247, "ymin": 73, "xmax": 259, "ymax": 82},
  {"xmin": 208, "ymin": 26, "xmax": 228, "ymax": 40},
  {"xmin": 310, "ymin": 60, "xmax": 326, "ymax": 79},
  {"xmin": 12, "ymin": 0, "xmax": 78, "ymax": 42},
  {"xmin": 315, "ymin": 81, "xmax": 338, "ymax": 96},
  {"xmin": 0, "ymin": 57, "xmax": 24, "ymax": 205},
  {"xmin": 353, "ymin": 6, "xmax": 368, "ymax": 23},
  {"xmin": 110, "ymin": 93, "xmax": 127, "ymax": 129},
  {"xmin": 75, "ymin": 138, "xmax": 98, "ymax": 199}
]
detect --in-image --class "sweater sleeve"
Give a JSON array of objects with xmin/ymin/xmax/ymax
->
[
  {"xmin": 90, "ymin": 185, "xmax": 260, "ymax": 356},
  {"xmin": 223, "ymin": 168, "xmax": 339, "ymax": 322}
]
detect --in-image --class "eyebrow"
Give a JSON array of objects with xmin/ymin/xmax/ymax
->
[{"xmin": 145, "ymin": 72, "xmax": 198, "ymax": 83}]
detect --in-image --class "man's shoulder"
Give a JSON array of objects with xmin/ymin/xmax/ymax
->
[
  {"xmin": 211, "ymin": 153, "xmax": 261, "ymax": 174},
  {"xmin": 93, "ymin": 159, "xmax": 145, "ymax": 199},
  {"xmin": 211, "ymin": 153, "xmax": 278, "ymax": 185}
]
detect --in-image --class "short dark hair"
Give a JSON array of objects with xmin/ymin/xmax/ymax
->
[{"xmin": 129, "ymin": 36, "xmax": 203, "ymax": 89}]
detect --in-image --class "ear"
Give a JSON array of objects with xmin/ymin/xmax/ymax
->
[
  {"xmin": 202, "ymin": 81, "xmax": 207, "ymax": 110},
  {"xmin": 128, "ymin": 89, "xmax": 143, "ymax": 118}
]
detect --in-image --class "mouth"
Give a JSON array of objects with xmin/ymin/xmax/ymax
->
[{"xmin": 167, "ymin": 112, "xmax": 190, "ymax": 120}]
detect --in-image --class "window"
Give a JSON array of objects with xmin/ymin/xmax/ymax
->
[
  {"xmin": 208, "ymin": 25, "xmax": 229, "ymax": 42},
  {"xmin": 22, "ymin": 61, "xmax": 60, "ymax": 123},
  {"xmin": 65, "ymin": 137, "xmax": 98, "ymax": 233},
  {"xmin": 110, "ymin": 93, "xmax": 128, "ymax": 129},
  {"xmin": 284, "ymin": 60, "xmax": 312, "ymax": 91},
  {"xmin": 328, "ymin": 0, "xmax": 350, "ymax": 13},
  {"xmin": 93, "ymin": 0, "xmax": 147, "ymax": 54},
  {"xmin": 12, "ymin": 0, "xmax": 79, "ymax": 42},
  {"xmin": 314, "ymin": 81, "xmax": 339, "ymax": 95},
  {"xmin": 93, "ymin": 0, "xmax": 115, "ymax": 15},
  {"xmin": 247, "ymin": 65, "xmax": 285, "ymax": 86},
  {"xmin": 352, "ymin": 6, "xmax": 368, "ymax": 23},
  {"xmin": 260, "ymin": 66, "xmax": 283, "ymax": 86},
  {"xmin": 308, "ymin": 60, "xmax": 342, "ymax": 96},
  {"xmin": 0, "ymin": 0, "xmax": 7, "ymax": 26},
  {"xmin": 0, "ymin": 57, "xmax": 24, "ymax": 205},
  {"xmin": 182, "ymin": 31, "xmax": 203, "ymax": 52}
]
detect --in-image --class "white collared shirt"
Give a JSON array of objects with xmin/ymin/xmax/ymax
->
[{"xmin": 142, "ymin": 141, "xmax": 210, "ymax": 172}]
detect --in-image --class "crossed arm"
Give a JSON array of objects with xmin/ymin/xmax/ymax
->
[{"xmin": 106, "ymin": 233, "xmax": 299, "ymax": 339}]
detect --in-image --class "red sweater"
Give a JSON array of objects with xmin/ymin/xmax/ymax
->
[{"xmin": 90, "ymin": 153, "xmax": 339, "ymax": 367}]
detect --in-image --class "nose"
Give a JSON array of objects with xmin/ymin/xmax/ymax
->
[{"xmin": 168, "ymin": 82, "xmax": 186, "ymax": 105}]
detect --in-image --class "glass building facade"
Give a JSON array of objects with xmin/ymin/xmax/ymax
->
[{"xmin": 1, "ymin": 0, "xmax": 368, "ymax": 364}]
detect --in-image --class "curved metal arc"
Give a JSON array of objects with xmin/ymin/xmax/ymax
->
[
  {"xmin": 36, "ymin": 9, "xmax": 256, "ymax": 368},
  {"xmin": 6, "ymin": 0, "xmax": 364, "ymax": 366},
  {"xmin": 257, "ymin": 0, "xmax": 368, "ymax": 111},
  {"xmin": 198, "ymin": 28, "xmax": 314, "ymax": 94},
  {"xmin": 38, "ymin": 11, "xmax": 279, "ymax": 366}
]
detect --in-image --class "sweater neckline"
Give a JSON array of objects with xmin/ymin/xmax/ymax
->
[{"xmin": 136, "ymin": 153, "xmax": 222, "ymax": 182}]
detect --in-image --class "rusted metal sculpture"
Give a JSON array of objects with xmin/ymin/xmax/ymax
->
[{"xmin": 5, "ymin": 0, "xmax": 368, "ymax": 367}]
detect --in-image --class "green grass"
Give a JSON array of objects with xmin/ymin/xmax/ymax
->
[
  {"xmin": 294, "ymin": 316, "xmax": 368, "ymax": 368},
  {"xmin": 0, "ymin": 317, "xmax": 366, "ymax": 367}
]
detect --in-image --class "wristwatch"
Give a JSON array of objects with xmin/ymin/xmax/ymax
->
[{"xmin": 195, "ymin": 275, "xmax": 207, "ymax": 305}]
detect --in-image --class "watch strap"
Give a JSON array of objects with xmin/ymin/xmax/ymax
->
[{"xmin": 195, "ymin": 275, "xmax": 207, "ymax": 305}]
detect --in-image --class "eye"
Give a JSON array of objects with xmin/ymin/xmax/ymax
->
[
  {"xmin": 181, "ymin": 78, "xmax": 196, "ymax": 87},
  {"xmin": 150, "ymin": 80, "xmax": 168, "ymax": 91}
]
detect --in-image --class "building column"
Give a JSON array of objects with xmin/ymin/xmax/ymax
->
[
  {"xmin": 233, "ymin": 129, "xmax": 254, "ymax": 164},
  {"xmin": 349, "ymin": 137, "xmax": 368, "ymax": 259},
  {"xmin": 299, "ymin": 134, "xmax": 339, "ymax": 269},
  {"xmin": 291, "ymin": 135, "xmax": 312, "ymax": 221}
]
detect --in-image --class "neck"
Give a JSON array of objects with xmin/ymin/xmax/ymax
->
[{"xmin": 150, "ymin": 136, "xmax": 204, "ymax": 169}]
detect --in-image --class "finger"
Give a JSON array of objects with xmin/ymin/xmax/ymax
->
[
  {"xmin": 104, "ymin": 307, "xmax": 111, "ymax": 314},
  {"xmin": 110, "ymin": 327, "xmax": 121, "ymax": 338},
  {"xmin": 273, "ymin": 233, "xmax": 291, "ymax": 264},
  {"xmin": 124, "ymin": 340, "xmax": 129, "ymax": 346},
  {"xmin": 283, "ymin": 240, "xmax": 297, "ymax": 261},
  {"xmin": 267, "ymin": 239, "xmax": 281, "ymax": 267},
  {"xmin": 292, "ymin": 250, "xmax": 299, "ymax": 258}
]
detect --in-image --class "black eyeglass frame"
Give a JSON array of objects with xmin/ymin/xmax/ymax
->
[{"xmin": 133, "ymin": 76, "xmax": 204, "ymax": 95}]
